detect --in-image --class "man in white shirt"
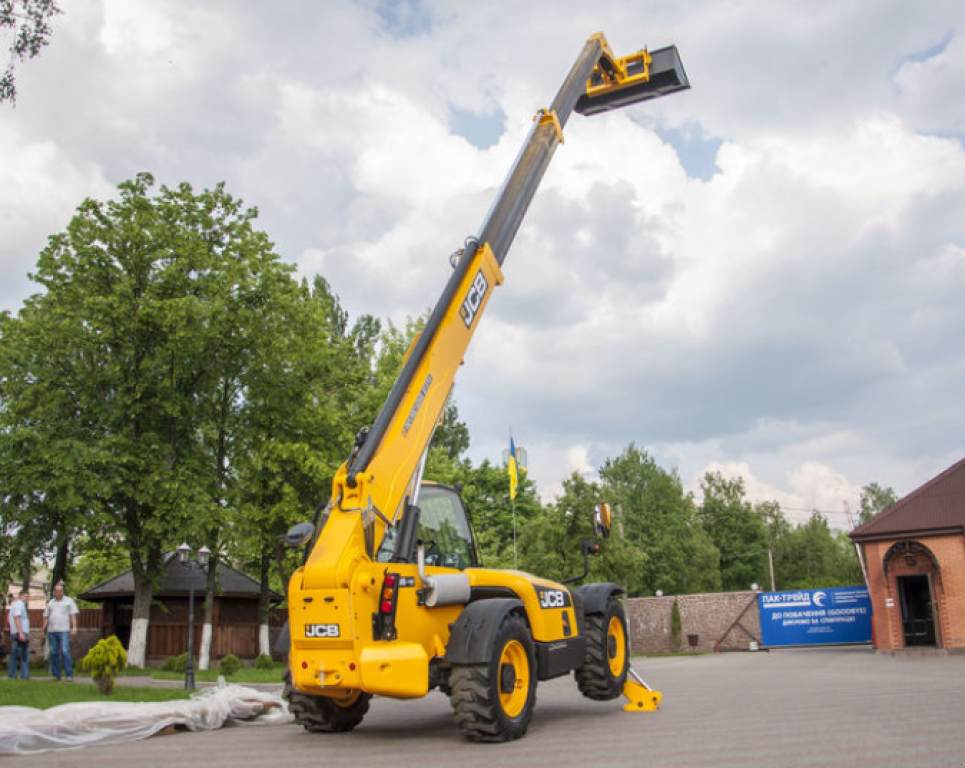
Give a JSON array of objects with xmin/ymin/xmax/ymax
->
[
  {"xmin": 7, "ymin": 590, "xmax": 30, "ymax": 680},
  {"xmin": 43, "ymin": 583, "xmax": 78, "ymax": 681}
]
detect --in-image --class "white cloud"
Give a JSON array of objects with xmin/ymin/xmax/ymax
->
[{"xmin": 3, "ymin": 0, "xmax": 964, "ymax": 526}]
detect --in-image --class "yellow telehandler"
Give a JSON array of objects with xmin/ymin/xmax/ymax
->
[{"xmin": 282, "ymin": 32, "xmax": 689, "ymax": 742}]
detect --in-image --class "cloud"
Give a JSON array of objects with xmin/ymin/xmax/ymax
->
[{"xmin": 2, "ymin": 0, "xmax": 964, "ymax": 525}]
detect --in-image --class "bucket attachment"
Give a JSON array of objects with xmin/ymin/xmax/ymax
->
[
  {"xmin": 621, "ymin": 667, "xmax": 662, "ymax": 712},
  {"xmin": 574, "ymin": 45, "xmax": 690, "ymax": 116}
]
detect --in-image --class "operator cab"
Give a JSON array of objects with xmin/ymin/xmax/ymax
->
[{"xmin": 377, "ymin": 482, "xmax": 479, "ymax": 570}]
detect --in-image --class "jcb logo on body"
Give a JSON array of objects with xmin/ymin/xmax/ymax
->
[
  {"xmin": 305, "ymin": 623, "xmax": 340, "ymax": 638},
  {"xmin": 459, "ymin": 270, "xmax": 489, "ymax": 328},
  {"xmin": 537, "ymin": 589, "xmax": 568, "ymax": 609}
]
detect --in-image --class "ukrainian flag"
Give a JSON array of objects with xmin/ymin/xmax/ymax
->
[{"xmin": 508, "ymin": 437, "xmax": 519, "ymax": 500}]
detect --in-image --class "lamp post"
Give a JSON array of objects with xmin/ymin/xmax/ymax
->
[{"xmin": 176, "ymin": 543, "xmax": 211, "ymax": 691}]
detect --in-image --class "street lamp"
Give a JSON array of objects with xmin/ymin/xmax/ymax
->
[{"xmin": 176, "ymin": 543, "xmax": 211, "ymax": 691}]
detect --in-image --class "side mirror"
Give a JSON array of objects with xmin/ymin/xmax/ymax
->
[
  {"xmin": 593, "ymin": 503, "xmax": 612, "ymax": 539},
  {"xmin": 281, "ymin": 521, "xmax": 315, "ymax": 548}
]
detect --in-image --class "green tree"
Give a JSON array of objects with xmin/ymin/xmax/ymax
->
[
  {"xmin": 0, "ymin": 173, "xmax": 293, "ymax": 666},
  {"xmin": 602, "ymin": 446, "xmax": 720, "ymax": 596},
  {"xmin": 858, "ymin": 482, "xmax": 898, "ymax": 524},
  {"xmin": 517, "ymin": 472, "xmax": 643, "ymax": 588},
  {"xmin": 698, "ymin": 472, "xmax": 767, "ymax": 591},
  {"xmin": 780, "ymin": 511, "xmax": 862, "ymax": 589},
  {"xmin": 1, "ymin": 0, "xmax": 61, "ymax": 104}
]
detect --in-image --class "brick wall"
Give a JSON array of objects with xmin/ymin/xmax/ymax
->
[
  {"xmin": 626, "ymin": 591, "xmax": 762, "ymax": 654},
  {"xmin": 864, "ymin": 534, "xmax": 965, "ymax": 651}
]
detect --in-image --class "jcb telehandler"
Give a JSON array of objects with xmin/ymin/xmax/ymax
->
[{"xmin": 282, "ymin": 32, "xmax": 689, "ymax": 742}]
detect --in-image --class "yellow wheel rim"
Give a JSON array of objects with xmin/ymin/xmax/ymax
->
[
  {"xmin": 498, "ymin": 639, "xmax": 530, "ymax": 718},
  {"xmin": 607, "ymin": 616, "xmax": 627, "ymax": 677},
  {"xmin": 333, "ymin": 689, "xmax": 362, "ymax": 709}
]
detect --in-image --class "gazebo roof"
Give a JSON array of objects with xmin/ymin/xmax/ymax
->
[
  {"xmin": 851, "ymin": 457, "xmax": 965, "ymax": 544},
  {"xmin": 78, "ymin": 551, "xmax": 283, "ymax": 602}
]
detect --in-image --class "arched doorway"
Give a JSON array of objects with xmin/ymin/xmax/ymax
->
[{"xmin": 882, "ymin": 541, "xmax": 942, "ymax": 648}]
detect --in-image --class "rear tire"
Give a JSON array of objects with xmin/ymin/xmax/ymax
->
[
  {"xmin": 283, "ymin": 670, "xmax": 371, "ymax": 732},
  {"xmin": 575, "ymin": 596, "xmax": 629, "ymax": 700},
  {"xmin": 450, "ymin": 613, "xmax": 537, "ymax": 742}
]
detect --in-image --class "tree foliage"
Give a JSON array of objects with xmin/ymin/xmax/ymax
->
[
  {"xmin": 698, "ymin": 472, "xmax": 767, "ymax": 591},
  {"xmin": 0, "ymin": 173, "xmax": 295, "ymax": 664},
  {"xmin": 1, "ymin": 0, "xmax": 61, "ymax": 104},
  {"xmin": 858, "ymin": 482, "xmax": 898, "ymax": 524}
]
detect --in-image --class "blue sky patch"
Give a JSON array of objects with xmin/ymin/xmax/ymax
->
[
  {"xmin": 449, "ymin": 106, "xmax": 507, "ymax": 150},
  {"xmin": 656, "ymin": 125, "xmax": 723, "ymax": 181}
]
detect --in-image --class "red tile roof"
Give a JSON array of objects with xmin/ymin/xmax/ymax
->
[{"xmin": 850, "ymin": 457, "xmax": 965, "ymax": 543}]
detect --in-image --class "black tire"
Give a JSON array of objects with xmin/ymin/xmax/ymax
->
[
  {"xmin": 575, "ymin": 596, "xmax": 629, "ymax": 700},
  {"xmin": 450, "ymin": 612, "xmax": 537, "ymax": 742},
  {"xmin": 283, "ymin": 670, "xmax": 371, "ymax": 733}
]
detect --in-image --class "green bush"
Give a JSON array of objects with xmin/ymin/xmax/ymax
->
[
  {"xmin": 219, "ymin": 653, "xmax": 242, "ymax": 676},
  {"xmin": 29, "ymin": 655, "xmax": 49, "ymax": 671},
  {"xmin": 161, "ymin": 652, "xmax": 189, "ymax": 673},
  {"xmin": 254, "ymin": 653, "xmax": 274, "ymax": 670},
  {"xmin": 82, "ymin": 636, "xmax": 128, "ymax": 694},
  {"xmin": 671, "ymin": 597, "xmax": 682, "ymax": 649}
]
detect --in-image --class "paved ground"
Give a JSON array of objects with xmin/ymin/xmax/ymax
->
[{"xmin": 26, "ymin": 648, "xmax": 965, "ymax": 767}]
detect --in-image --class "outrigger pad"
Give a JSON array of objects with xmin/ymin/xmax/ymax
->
[
  {"xmin": 574, "ymin": 45, "xmax": 690, "ymax": 116},
  {"xmin": 621, "ymin": 669, "xmax": 662, "ymax": 712}
]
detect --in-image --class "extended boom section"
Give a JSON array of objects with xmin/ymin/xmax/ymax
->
[{"xmin": 286, "ymin": 32, "xmax": 690, "ymax": 742}]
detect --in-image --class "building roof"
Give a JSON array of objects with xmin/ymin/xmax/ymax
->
[
  {"xmin": 78, "ymin": 552, "xmax": 283, "ymax": 602},
  {"xmin": 851, "ymin": 457, "xmax": 965, "ymax": 543}
]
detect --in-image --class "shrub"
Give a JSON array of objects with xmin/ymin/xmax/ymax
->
[
  {"xmin": 82, "ymin": 636, "xmax": 128, "ymax": 694},
  {"xmin": 161, "ymin": 652, "xmax": 189, "ymax": 673},
  {"xmin": 254, "ymin": 653, "xmax": 274, "ymax": 670},
  {"xmin": 671, "ymin": 597, "xmax": 682, "ymax": 650},
  {"xmin": 219, "ymin": 653, "xmax": 242, "ymax": 676}
]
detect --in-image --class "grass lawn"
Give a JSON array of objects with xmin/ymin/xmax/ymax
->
[
  {"xmin": 147, "ymin": 666, "xmax": 286, "ymax": 684},
  {"xmin": 0, "ymin": 679, "xmax": 190, "ymax": 709}
]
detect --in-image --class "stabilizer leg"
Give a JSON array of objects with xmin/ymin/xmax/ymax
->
[{"xmin": 621, "ymin": 667, "xmax": 662, "ymax": 712}]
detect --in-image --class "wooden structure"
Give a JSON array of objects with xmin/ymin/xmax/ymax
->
[
  {"xmin": 79, "ymin": 553, "xmax": 282, "ymax": 660},
  {"xmin": 851, "ymin": 457, "xmax": 965, "ymax": 651}
]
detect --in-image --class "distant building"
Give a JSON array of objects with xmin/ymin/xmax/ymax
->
[
  {"xmin": 850, "ymin": 457, "xmax": 965, "ymax": 652},
  {"xmin": 4, "ymin": 568, "xmax": 51, "ymax": 610},
  {"xmin": 79, "ymin": 553, "xmax": 283, "ymax": 660}
]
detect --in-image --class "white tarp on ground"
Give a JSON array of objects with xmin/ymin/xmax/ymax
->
[{"xmin": 0, "ymin": 683, "xmax": 292, "ymax": 756}]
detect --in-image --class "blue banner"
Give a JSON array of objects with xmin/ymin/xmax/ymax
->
[{"xmin": 759, "ymin": 586, "xmax": 872, "ymax": 647}]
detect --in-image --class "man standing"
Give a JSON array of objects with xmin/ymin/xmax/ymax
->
[
  {"xmin": 7, "ymin": 590, "xmax": 30, "ymax": 680},
  {"xmin": 43, "ymin": 583, "xmax": 78, "ymax": 681}
]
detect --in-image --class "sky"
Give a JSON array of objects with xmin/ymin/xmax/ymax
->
[{"xmin": 3, "ymin": 0, "xmax": 965, "ymax": 528}]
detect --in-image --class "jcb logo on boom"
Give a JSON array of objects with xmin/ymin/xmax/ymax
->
[
  {"xmin": 305, "ymin": 623, "xmax": 340, "ymax": 638},
  {"xmin": 459, "ymin": 270, "xmax": 489, "ymax": 328},
  {"xmin": 538, "ymin": 589, "xmax": 567, "ymax": 609}
]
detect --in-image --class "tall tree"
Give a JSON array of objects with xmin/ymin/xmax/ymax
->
[
  {"xmin": 601, "ymin": 445, "xmax": 720, "ymax": 596},
  {"xmin": 698, "ymin": 472, "xmax": 767, "ymax": 592},
  {"xmin": 1, "ymin": 0, "xmax": 61, "ymax": 104},
  {"xmin": 0, "ymin": 173, "xmax": 293, "ymax": 666},
  {"xmin": 858, "ymin": 482, "xmax": 898, "ymax": 524}
]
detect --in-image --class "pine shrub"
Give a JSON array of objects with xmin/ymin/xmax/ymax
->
[{"xmin": 82, "ymin": 636, "xmax": 128, "ymax": 694}]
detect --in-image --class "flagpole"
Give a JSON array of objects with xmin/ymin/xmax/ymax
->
[
  {"xmin": 512, "ymin": 493, "xmax": 518, "ymax": 570},
  {"xmin": 510, "ymin": 426, "xmax": 517, "ymax": 570}
]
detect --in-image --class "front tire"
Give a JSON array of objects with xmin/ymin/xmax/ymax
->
[
  {"xmin": 283, "ymin": 670, "xmax": 371, "ymax": 733},
  {"xmin": 575, "ymin": 596, "xmax": 629, "ymax": 700},
  {"xmin": 450, "ymin": 612, "xmax": 537, "ymax": 742}
]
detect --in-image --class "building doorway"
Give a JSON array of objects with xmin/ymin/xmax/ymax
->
[{"xmin": 897, "ymin": 574, "xmax": 936, "ymax": 647}]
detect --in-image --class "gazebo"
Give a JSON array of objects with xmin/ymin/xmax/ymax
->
[{"xmin": 79, "ymin": 552, "xmax": 283, "ymax": 661}]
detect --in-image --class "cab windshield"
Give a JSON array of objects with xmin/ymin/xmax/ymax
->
[{"xmin": 377, "ymin": 484, "xmax": 478, "ymax": 570}]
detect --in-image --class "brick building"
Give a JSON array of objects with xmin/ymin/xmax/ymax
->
[{"xmin": 850, "ymin": 457, "xmax": 965, "ymax": 652}]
